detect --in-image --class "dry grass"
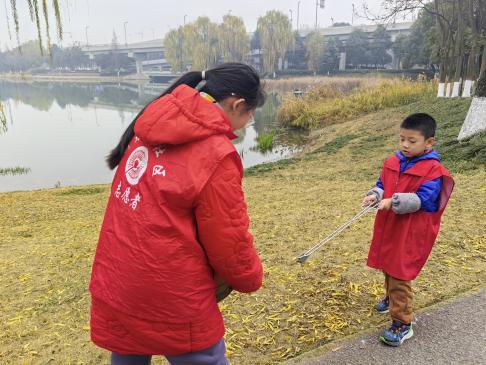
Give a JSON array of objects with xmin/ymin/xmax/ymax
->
[
  {"xmin": 264, "ymin": 76, "xmax": 382, "ymax": 95},
  {"xmin": 1, "ymin": 99, "xmax": 485, "ymax": 364},
  {"xmin": 278, "ymin": 80, "xmax": 436, "ymax": 130}
]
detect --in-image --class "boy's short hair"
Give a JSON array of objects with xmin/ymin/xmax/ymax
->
[{"xmin": 400, "ymin": 113, "xmax": 436, "ymax": 139}]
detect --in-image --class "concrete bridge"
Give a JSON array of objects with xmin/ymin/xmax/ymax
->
[
  {"xmin": 81, "ymin": 39, "xmax": 171, "ymax": 75},
  {"xmin": 82, "ymin": 22, "xmax": 413, "ymax": 75}
]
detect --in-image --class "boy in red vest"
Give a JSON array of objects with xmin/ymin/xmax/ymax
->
[{"xmin": 362, "ymin": 113, "xmax": 454, "ymax": 346}]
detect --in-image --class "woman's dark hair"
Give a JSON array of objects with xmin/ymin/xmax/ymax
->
[{"xmin": 106, "ymin": 62, "xmax": 266, "ymax": 169}]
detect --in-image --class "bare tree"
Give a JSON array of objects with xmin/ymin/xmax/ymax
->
[
  {"xmin": 363, "ymin": 0, "xmax": 486, "ymax": 97},
  {"xmin": 475, "ymin": 1, "xmax": 486, "ymax": 96},
  {"xmin": 451, "ymin": 0, "xmax": 465, "ymax": 97},
  {"xmin": 463, "ymin": 0, "xmax": 481, "ymax": 96}
]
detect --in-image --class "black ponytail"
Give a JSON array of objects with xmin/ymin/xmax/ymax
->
[
  {"xmin": 106, "ymin": 63, "xmax": 265, "ymax": 169},
  {"xmin": 106, "ymin": 71, "xmax": 203, "ymax": 169}
]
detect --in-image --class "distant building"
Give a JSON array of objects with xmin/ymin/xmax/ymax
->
[{"xmin": 248, "ymin": 22, "xmax": 413, "ymax": 73}]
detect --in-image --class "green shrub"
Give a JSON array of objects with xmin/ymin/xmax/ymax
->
[{"xmin": 255, "ymin": 131, "xmax": 275, "ymax": 153}]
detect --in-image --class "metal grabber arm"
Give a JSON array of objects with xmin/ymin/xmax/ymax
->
[{"xmin": 296, "ymin": 203, "xmax": 378, "ymax": 265}]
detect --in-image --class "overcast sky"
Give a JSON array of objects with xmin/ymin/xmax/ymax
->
[{"xmin": 0, "ymin": 0, "xmax": 405, "ymax": 49}]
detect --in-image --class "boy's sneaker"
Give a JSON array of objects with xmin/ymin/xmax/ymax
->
[
  {"xmin": 379, "ymin": 321, "xmax": 413, "ymax": 347},
  {"xmin": 374, "ymin": 296, "xmax": 389, "ymax": 313}
]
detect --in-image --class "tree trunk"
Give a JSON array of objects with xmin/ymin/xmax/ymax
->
[
  {"xmin": 452, "ymin": 0, "xmax": 465, "ymax": 97},
  {"xmin": 440, "ymin": 34, "xmax": 454, "ymax": 97},
  {"xmin": 463, "ymin": 0, "xmax": 480, "ymax": 97},
  {"xmin": 477, "ymin": 45, "xmax": 486, "ymax": 97},
  {"xmin": 435, "ymin": 0, "xmax": 450, "ymax": 97},
  {"xmin": 477, "ymin": 75, "xmax": 486, "ymax": 97}
]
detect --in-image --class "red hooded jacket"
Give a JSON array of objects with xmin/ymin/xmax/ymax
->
[
  {"xmin": 89, "ymin": 85, "xmax": 263, "ymax": 355},
  {"xmin": 367, "ymin": 154, "xmax": 454, "ymax": 281}
]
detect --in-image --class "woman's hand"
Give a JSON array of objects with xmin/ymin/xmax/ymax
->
[{"xmin": 379, "ymin": 198, "xmax": 392, "ymax": 211}]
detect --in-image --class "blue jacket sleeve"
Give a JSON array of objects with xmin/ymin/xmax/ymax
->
[
  {"xmin": 376, "ymin": 176, "xmax": 384, "ymax": 190},
  {"xmin": 416, "ymin": 177, "xmax": 442, "ymax": 212}
]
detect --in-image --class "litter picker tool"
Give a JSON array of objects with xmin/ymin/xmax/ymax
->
[{"xmin": 297, "ymin": 203, "xmax": 378, "ymax": 265}]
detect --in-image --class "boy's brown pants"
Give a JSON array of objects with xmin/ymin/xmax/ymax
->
[{"xmin": 384, "ymin": 272, "xmax": 414, "ymax": 324}]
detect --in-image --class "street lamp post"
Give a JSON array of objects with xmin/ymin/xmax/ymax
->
[
  {"xmin": 289, "ymin": 9, "xmax": 293, "ymax": 28},
  {"xmin": 184, "ymin": 14, "xmax": 188, "ymax": 25},
  {"xmin": 123, "ymin": 21, "xmax": 128, "ymax": 46},
  {"xmin": 297, "ymin": 1, "xmax": 301, "ymax": 31},
  {"xmin": 316, "ymin": 0, "xmax": 325, "ymax": 29},
  {"xmin": 178, "ymin": 30, "xmax": 183, "ymax": 73},
  {"xmin": 85, "ymin": 26, "xmax": 90, "ymax": 46},
  {"xmin": 269, "ymin": 23, "xmax": 274, "ymax": 76},
  {"xmin": 62, "ymin": 31, "xmax": 74, "ymax": 47}
]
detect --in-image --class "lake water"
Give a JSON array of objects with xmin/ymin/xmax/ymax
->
[{"xmin": 0, "ymin": 80, "xmax": 306, "ymax": 192}]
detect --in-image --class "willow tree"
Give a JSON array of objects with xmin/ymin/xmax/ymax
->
[
  {"xmin": 218, "ymin": 15, "xmax": 250, "ymax": 62},
  {"xmin": 4, "ymin": 0, "xmax": 63, "ymax": 54},
  {"xmin": 184, "ymin": 17, "xmax": 220, "ymax": 70},
  {"xmin": 1, "ymin": 0, "xmax": 63, "ymax": 128},
  {"xmin": 163, "ymin": 26, "xmax": 190, "ymax": 73},
  {"xmin": 257, "ymin": 10, "xmax": 294, "ymax": 74},
  {"xmin": 305, "ymin": 31, "xmax": 325, "ymax": 75}
]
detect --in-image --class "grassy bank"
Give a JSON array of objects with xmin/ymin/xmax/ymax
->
[{"xmin": 1, "ymin": 98, "xmax": 485, "ymax": 364}]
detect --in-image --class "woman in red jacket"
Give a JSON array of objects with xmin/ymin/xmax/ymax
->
[{"xmin": 89, "ymin": 63, "xmax": 265, "ymax": 365}]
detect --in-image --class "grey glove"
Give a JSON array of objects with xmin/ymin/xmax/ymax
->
[
  {"xmin": 392, "ymin": 193, "xmax": 421, "ymax": 214},
  {"xmin": 366, "ymin": 187, "xmax": 384, "ymax": 203}
]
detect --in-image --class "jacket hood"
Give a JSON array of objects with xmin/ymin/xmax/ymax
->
[
  {"xmin": 134, "ymin": 84, "xmax": 237, "ymax": 145},
  {"xmin": 396, "ymin": 149, "xmax": 441, "ymax": 163}
]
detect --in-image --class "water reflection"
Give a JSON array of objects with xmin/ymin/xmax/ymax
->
[
  {"xmin": 0, "ymin": 109, "xmax": 6, "ymax": 133},
  {"xmin": 0, "ymin": 167, "xmax": 31, "ymax": 176},
  {"xmin": 0, "ymin": 81, "xmax": 307, "ymax": 192},
  {"xmin": 0, "ymin": 81, "xmax": 159, "ymax": 112}
]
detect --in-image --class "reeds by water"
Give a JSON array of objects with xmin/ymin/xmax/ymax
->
[{"xmin": 278, "ymin": 80, "xmax": 436, "ymax": 129}]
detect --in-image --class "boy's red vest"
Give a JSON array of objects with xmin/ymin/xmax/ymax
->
[{"xmin": 367, "ymin": 154, "xmax": 454, "ymax": 280}]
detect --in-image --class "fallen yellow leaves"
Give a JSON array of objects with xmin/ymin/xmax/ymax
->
[{"xmin": 0, "ymin": 109, "xmax": 485, "ymax": 365}]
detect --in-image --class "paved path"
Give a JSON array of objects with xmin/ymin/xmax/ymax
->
[{"xmin": 291, "ymin": 289, "xmax": 486, "ymax": 365}]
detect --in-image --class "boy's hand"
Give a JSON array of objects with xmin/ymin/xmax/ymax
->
[
  {"xmin": 362, "ymin": 195, "xmax": 377, "ymax": 207},
  {"xmin": 378, "ymin": 198, "xmax": 392, "ymax": 210}
]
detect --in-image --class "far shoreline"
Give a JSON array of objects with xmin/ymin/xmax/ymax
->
[{"xmin": 0, "ymin": 72, "xmax": 155, "ymax": 84}]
